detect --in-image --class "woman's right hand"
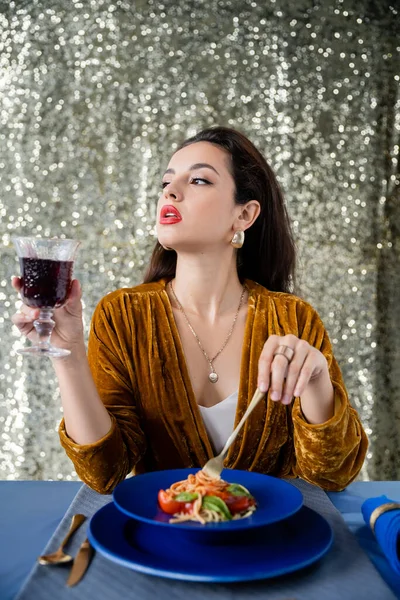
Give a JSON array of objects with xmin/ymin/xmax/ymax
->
[{"xmin": 11, "ymin": 278, "xmax": 85, "ymax": 353}]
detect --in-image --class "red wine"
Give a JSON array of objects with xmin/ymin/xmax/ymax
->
[{"xmin": 20, "ymin": 257, "xmax": 73, "ymax": 308}]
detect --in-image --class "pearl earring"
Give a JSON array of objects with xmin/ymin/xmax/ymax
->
[{"xmin": 231, "ymin": 230, "xmax": 245, "ymax": 249}]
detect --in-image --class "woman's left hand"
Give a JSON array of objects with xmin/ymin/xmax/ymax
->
[{"xmin": 257, "ymin": 334, "xmax": 329, "ymax": 405}]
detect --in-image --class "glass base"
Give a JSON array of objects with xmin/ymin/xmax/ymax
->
[{"xmin": 16, "ymin": 345, "xmax": 71, "ymax": 358}]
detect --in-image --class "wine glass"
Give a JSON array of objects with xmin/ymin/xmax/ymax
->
[{"xmin": 12, "ymin": 237, "xmax": 80, "ymax": 357}]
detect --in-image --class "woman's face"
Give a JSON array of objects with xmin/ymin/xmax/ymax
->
[{"xmin": 156, "ymin": 141, "xmax": 242, "ymax": 252}]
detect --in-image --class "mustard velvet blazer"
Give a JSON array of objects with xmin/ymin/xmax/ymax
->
[{"xmin": 59, "ymin": 278, "xmax": 368, "ymax": 494}]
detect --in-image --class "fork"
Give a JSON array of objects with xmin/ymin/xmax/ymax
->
[{"xmin": 202, "ymin": 388, "xmax": 266, "ymax": 479}]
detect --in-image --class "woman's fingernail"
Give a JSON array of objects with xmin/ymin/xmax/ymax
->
[
  {"xmin": 294, "ymin": 388, "xmax": 300, "ymax": 397},
  {"xmin": 270, "ymin": 391, "xmax": 280, "ymax": 401},
  {"xmin": 258, "ymin": 381, "xmax": 268, "ymax": 392},
  {"xmin": 282, "ymin": 394, "xmax": 291, "ymax": 404}
]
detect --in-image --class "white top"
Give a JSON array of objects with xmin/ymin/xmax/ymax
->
[{"xmin": 198, "ymin": 390, "xmax": 239, "ymax": 455}]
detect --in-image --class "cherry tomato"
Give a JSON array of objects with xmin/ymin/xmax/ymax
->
[
  {"xmin": 225, "ymin": 495, "xmax": 256, "ymax": 514},
  {"xmin": 213, "ymin": 491, "xmax": 256, "ymax": 514},
  {"xmin": 157, "ymin": 490, "xmax": 194, "ymax": 515}
]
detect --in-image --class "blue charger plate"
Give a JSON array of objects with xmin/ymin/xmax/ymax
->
[
  {"xmin": 88, "ymin": 501, "xmax": 333, "ymax": 582},
  {"xmin": 113, "ymin": 468, "xmax": 303, "ymax": 531}
]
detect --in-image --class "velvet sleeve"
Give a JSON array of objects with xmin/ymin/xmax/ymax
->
[
  {"xmin": 290, "ymin": 302, "xmax": 368, "ymax": 491},
  {"xmin": 59, "ymin": 298, "xmax": 147, "ymax": 494}
]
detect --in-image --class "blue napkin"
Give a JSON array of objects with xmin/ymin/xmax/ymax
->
[{"xmin": 362, "ymin": 494, "xmax": 400, "ymax": 575}]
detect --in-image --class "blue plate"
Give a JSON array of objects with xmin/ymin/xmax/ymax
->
[
  {"xmin": 113, "ymin": 468, "xmax": 303, "ymax": 531},
  {"xmin": 88, "ymin": 501, "xmax": 333, "ymax": 582}
]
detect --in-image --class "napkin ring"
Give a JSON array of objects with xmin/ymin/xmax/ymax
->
[{"xmin": 369, "ymin": 501, "xmax": 400, "ymax": 535}]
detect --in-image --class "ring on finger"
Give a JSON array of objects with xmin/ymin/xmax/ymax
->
[{"xmin": 273, "ymin": 345, "xmax": 295, "ymax": 363}]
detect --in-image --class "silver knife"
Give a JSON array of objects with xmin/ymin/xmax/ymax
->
[{"xmin": 66, "ymin": 538, "xmax": 94, "ymax": 587}]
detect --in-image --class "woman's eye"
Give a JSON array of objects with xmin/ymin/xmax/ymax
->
[
  {"xmin": 191, "ymin": 178, "xmax": 210, "ymax": 185},
  {"xmin": 161, "ymin": 178, "xmax": 210, "ymax": 189}
]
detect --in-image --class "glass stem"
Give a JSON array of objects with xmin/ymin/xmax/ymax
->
[{"xmin": 33, "ymin": 309, "xmax": 55, "ymax": 348}]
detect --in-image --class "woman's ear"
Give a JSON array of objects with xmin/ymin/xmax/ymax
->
[{"xmin": 235, "ymin": 200, "xmax": 261, "ymax": 231}]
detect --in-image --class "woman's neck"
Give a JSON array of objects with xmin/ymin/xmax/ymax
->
[{"xmin": 170, "ymin": 250, "xmax": 244, "ymax": 323}]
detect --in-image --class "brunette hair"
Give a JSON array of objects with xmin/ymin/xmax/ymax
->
[{"xmin": 143, "ymin": 126, "xmax": 296, "ymax": 292}]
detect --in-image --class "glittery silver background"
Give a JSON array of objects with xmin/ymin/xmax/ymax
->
[{"xmin": 0, "ymin": 0, "xmax": 399, "ymax": 481}]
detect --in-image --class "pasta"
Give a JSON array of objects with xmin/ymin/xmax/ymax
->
[{"xmin": 157, "ymin": 470, "xmax": 257, "ymax": 524}]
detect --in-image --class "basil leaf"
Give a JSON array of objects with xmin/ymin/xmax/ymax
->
[
  {"xmin": 174, "ymin": 492, "xmax": 198, "ymax": 502},
  {"xmin": 227, "ymin": 484, "xmax": 253, "ymax": 498},
  {"xmin": 202, "ymin": 495, "xmax": 232, "ymax": 520}
]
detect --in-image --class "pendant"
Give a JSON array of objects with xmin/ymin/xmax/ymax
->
[{"xmin": 209, "ymin": 371, "xmax": 219, "ymax": 383}]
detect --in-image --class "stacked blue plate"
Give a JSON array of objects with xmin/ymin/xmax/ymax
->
[{"xmin": 88, "ymin": 468, "xmax": 333, "ymax": 582}]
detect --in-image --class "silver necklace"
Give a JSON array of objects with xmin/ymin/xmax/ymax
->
[{"xmin": 169, "ymin": 281, "xmax": 246, "ymax": 383}]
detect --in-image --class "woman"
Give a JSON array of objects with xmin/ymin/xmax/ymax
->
[{"xmin": 12, "ymin": 126, "xmax": 368, "ymax": 494}]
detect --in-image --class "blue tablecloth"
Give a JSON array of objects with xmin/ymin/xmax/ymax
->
[{"xmin": 1, "ymin": 480, "xmax": 400, "ymax": 600}]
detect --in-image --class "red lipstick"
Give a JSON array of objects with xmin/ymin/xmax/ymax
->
[{"xmin": 160, "ymin": 205, "xmax": 182, "ymax": 224}]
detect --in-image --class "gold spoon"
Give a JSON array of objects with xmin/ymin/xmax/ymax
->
[{"xmin": 38, "ymin": 514, "xmax": 86, "ymax": 565}]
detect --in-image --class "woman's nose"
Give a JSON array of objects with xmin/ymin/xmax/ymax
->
[{"xmin": 164, "ymin": 185, "xmax": 182, "ymax": 202}]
